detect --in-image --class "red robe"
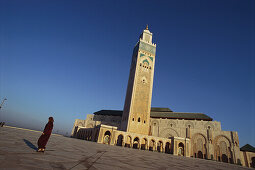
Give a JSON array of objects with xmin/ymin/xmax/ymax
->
[{"xmin": 37, "ymin": 122, "xmax": 53, "ymax": 149}]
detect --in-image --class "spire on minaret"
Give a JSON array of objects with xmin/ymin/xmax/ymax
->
[{"xmin": 139, "ymin": 24, "xmax": 152, "ymax": 44}]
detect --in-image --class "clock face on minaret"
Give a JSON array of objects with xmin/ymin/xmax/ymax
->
[{"xmin": 121, "ymin": 26, "xmax": 156, "ymax": 135}]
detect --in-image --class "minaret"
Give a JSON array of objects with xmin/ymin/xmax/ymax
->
[{"xmin": 121, "ymin": 25, "xmax": 156, "ymax": 135}]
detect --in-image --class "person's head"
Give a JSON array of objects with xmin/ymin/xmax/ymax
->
[{"xmin": 48, "ymin": 117, "xmax": 54, "ymax": 122}]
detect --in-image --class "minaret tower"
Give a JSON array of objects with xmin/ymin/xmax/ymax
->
[{"xmin": 121, "ymin": 25, "xmax": 156, "ymax": 135}]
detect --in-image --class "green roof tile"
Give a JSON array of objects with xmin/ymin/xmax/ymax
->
[
  {"xmin": 94, "ymin": 110, "xmax": 122, "ymax": 116},
  {"xmin": 240, "ymin": 144, "xmax": 255, "ymax": 152},
  {"xmin": 93, "ymin": 107, "xmax": 213, "ymax": 121},
  {"xmin": 150, "ymin": 112, "xmax": 212, "ymax": 121},
  {"xmin": 150, "ymin": 107, "xmax": 173, "ymax": 112}
]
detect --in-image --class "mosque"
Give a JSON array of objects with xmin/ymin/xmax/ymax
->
[{"xmin": 71, "ymin": 26, "xmax": 255, "ymax": 168}]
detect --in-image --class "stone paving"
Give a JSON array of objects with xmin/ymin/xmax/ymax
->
[{"xmin": 0, "ymin": 126, "xmax": 251, "ymax": 170}]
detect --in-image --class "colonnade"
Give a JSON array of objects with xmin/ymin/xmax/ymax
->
[{"xmin": 102, "ymin": 130, "xmax": 182, "ymax": 155}]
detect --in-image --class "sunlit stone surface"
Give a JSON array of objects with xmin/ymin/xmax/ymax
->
[{"xmin": 0, "ymin": 126, "xmax": 249, "ymax": 170}]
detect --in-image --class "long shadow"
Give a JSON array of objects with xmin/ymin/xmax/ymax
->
[{"xmin": 23, "ymin": 139, "xmax": 38, "ymax": 151}]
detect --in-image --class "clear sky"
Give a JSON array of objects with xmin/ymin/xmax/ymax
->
[{"xmin": 0, "ymin": 0, "xmax": 254, "ymax": 145}]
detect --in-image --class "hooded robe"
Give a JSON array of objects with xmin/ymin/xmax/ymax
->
[{"xmin": 37, "ymin": 121, "xmax": 53, "ymax": 149}]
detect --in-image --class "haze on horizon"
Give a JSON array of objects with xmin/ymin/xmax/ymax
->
[{"xmin": 0, "ymin": 0, "xmax": 254, "ymax": 145}]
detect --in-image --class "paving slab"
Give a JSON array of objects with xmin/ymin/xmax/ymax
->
[{"xmin": 0, "ymin": 126, "xmax": 251, "ymax": 170}]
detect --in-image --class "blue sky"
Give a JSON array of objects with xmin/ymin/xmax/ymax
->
[{"xmin": 0, "ymin": 0, "xmax": 254, "ymax": 145}]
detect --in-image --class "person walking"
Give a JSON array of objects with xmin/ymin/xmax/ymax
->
[{"xmin": 37, "ymin": 117, "xmax": 54, "ymax": 152}]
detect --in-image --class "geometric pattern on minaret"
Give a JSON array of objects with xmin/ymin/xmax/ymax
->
[{"xmin": 121, "ymin": 25, "xmax": 156, "ymax": 135}]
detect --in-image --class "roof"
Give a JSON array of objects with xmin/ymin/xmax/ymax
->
[
  {"xmin": 94, "ymin": 110, "xmax": 122, "ymax": 116},
  {"xmin": 150, "ymin": 107, "xmax": 173, "ymax": 112},
  {"xmin": 93, "ymin": 107, "xmax": 213, "ymax": 121},
  {"xmin": 240, "ymin": 144, "xmax": 255, "ymax": 152},
  {"xmin": 150, "ymin": 111, "xmax": 212, "ymax": 121}
]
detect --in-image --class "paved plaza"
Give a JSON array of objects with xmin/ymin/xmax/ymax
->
[{"xmin": 0, "ymin": 126, "xmax": 251, "ymax": 170}]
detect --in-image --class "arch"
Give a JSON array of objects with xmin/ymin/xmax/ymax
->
[
  {"xmin": 116, "ymin": 134, "xmax": 124, "ymax": 146},
  {"xmin": 222, "ymin": 154, "xmax": 228, "ymax": 163},
  {"xmin": 178, "ymin": 142, "xmax": 184, "ymax": 156},
  {"xmin": 214, "ymin": 135, "xmax": 232, "ymax": 147},
  {"xmin": 214, "ymin": 135, "xmax": 233, "ymax": 163},
  {"xmin": 157, "ymin": 141, "xmax": 163, "ymax": 152},
  {"xmin": 141, "ymin": 77, "xmax": 147, "ymax": 84},
  {"xmin": 192, "ymin": 133, "xmax": 207, "ymax": 159},
  {"xmin": 141, "ymin": 138, "xmax": 148, "ymax": 150},
  {"xmin": 151, "ymin": 120, "xmax": 159, "ymax": 126},
  {"xmin": 125, "ymin": 135, "xmax": 132, "ymax": 148},
  {"xmin": 151, "ymin": 120, "xmax": 159, "ymax": 136},
  {"xmin": 138, "ymin": 117, "xmax": 141, "ymax": 122},
  {"xmin": 204, "ymin": 122, "xmax": 215, "ymax": 130},
  {"xmin": 142, "ymin": 59, "xmax": 149, "ymax": 65},
  {"xmin": 133, "ymin": 137, "xmax": 140, "ymax": 149},
  {"xmin": 192, "ymin": 133, "xmax": 207, "ymax": 142},
  {"xmin": 149, "ymin": 139, "xmax": 156, "ymax": 151},
  {"xmin": 167, "ymin": 120, "xmax": 176, "ymax": 128},
  {"xmin": 185, "ymin": 121, "xmax": 194, "ymax": 129},
  {"xmin": 198, "ymin": 151, "xmax": 203, "ymax": 159},
  {"xmin": 165, "ymin": 142, "xmax": 171, "ymax": 154},
  {"xmin": 159, "ymin": 128, "xmax": 179, "ymax": 138},
  {"xmin": 103, "ymin": 131, "xmax": 111, "ymax": 144},
  {"xmin": 251, "ymin": 157, "xmax": 255, "ymax": 168}
]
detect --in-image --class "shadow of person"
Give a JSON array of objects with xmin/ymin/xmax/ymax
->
[{"xmin": 23, "ymin": 139, "xmax": 38, "ymax": 151}]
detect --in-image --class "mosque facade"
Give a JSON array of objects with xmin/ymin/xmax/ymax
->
[{"xmin": 71, "ymin": 26, "xmax": 254, "ymax": 168}]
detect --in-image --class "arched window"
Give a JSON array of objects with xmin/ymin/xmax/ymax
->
[
  {"xmin": 116, "ymin": 135, "xmax": 124, "ymax": 146},
  {"xmin": 149, "ymin": 139, "xmax": 155, "ymax": 151},
  {"xmin": 132, "ymin": 118, "xmax": 134, "ymax": 121},
  {"xmin": 138, "ymin": 117, "xmax": 140, "ymax": 122},
  {"xmin": 165, "ymin": 142, "xmax": 171, "ymax": 154},
  {"xmin": 178, "ymin": 142, "xmax": 184, "ymax": 156},
  {"xmin": 141, "ymin": 138, "xmax": 147, "ymax": 150},
  {"xmin": 125, "ymin": 136, "xmax": 132, "ymax": 148},
  {"xmin": 103, "ymin": 131, "xmax": 111, "ymax": 145},
  {"xmin": 133, "ymin": 137, "xmax": 140, "ymax": 149},
  {"xmin": 157, "ymin": 141, "xmax": 163, "ymax": 152},
  {"xmin": 144, "ymin": 120, "xmax": 146, "ymax": 124}
]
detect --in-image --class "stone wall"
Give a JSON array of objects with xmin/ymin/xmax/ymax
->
[
  {"xmin": 240, "ymin": 151, "xmax": 255, "ymax": 168},
  {"xmin": 97, "ymin": 124, "xmax": 190, "ymax": 157},
  {"xmin": 72, "ymin": 114, "xmax": 242, "ymax": 165}
]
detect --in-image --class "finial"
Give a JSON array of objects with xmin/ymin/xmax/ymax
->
[{"xmin": 146, "ymin": 24, "xmax": 148, "ymax": 30}]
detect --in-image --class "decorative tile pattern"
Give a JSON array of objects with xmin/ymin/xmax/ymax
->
[{"xmin": 139, "ymin": 42, "xmax": 156, "ymax": 54}]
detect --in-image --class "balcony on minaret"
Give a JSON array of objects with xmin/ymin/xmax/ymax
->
[{"xmin": 139, "ymin": 25, "xmax": 153, "ymax": 44}]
